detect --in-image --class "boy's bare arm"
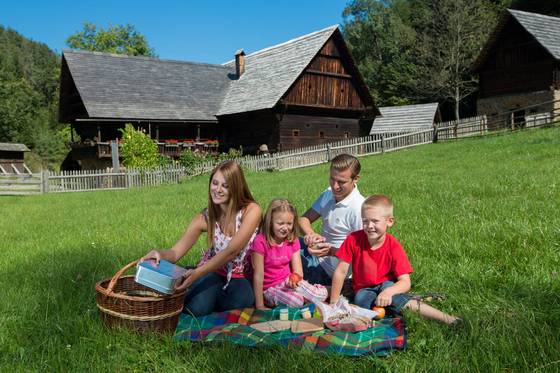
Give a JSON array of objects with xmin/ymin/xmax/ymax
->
[
  {"xmin": 329, "ymin": 261, "xmax": 350, "ymax": 304},
  {"xmin": 376, "ymin": 274, "xmax": 411, "ymax": 307}
]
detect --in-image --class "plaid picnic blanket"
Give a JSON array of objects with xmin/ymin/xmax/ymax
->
[{"xmin": 173, "ymin": 304, "xmax": 407, "ymax": 356}]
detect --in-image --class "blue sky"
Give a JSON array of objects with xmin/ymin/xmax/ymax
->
[{"xmin": 1, "ymin": 0, "xmax": 350, "ymax": 64}]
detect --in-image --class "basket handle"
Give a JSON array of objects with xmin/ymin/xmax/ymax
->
[{"xmin": 105, "ymin": 260, "xmax": 140, "ymax": 295}]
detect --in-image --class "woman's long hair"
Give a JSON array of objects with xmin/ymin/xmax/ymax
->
[{"xmin": 206, "ymin": 160, "xmax": 255, "ymax": 246}]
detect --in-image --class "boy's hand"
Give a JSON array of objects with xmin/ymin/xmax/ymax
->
[{"xmin": 375, "ymin": 290, "xmax": 394, "ymax": 307}]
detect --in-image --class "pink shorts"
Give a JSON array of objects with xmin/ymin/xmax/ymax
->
[{"xmin": 263, "ymin": 279, "xmax": 328, "ymax": 308}]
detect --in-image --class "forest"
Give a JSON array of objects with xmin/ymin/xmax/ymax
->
[{"xmin": 0, "ymin": 0, "xmax": 558, "ymax": 170}]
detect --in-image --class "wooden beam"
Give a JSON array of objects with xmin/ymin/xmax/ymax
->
[{"xmin": 305, "ymin": 69, "xmax": 352, "ymax": 79}]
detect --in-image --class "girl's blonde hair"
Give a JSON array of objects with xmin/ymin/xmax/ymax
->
[
  {"xmin": 261, "ymin": 199, "xmax": 300, "ymax": 244},
  {"xmin": 206, "ymin": 160, "xmax": 255, "ymax": 246}
]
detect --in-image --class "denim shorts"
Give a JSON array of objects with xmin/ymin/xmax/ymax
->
[{"xmin": 354, "ymin": 281, "xmax": 412, "ymax": 314}]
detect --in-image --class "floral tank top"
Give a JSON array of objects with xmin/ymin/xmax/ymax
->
[{"xmin": 197, "ymin": 208, "xmax": 257, "ymax": 288}]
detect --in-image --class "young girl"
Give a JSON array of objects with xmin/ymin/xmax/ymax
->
[
  {"xmin": 141, "ymin": 160, "xmax": 261, "ymax": 317},
  {"xmin": 251, "ymin": 199, "xmax": 327, "ymax": 309}
]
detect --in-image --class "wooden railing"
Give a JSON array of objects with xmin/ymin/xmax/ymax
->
[{"xmin": 96, "ymin": 140, "xmax": 219, "ymax": 159}]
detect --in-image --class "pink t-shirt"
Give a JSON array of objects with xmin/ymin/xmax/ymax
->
[{"xmin": 250, "ymin": 233, "xmax": 301, "ymax": 289}]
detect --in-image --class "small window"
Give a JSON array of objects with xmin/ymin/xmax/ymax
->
[
  {"xmin": 292, "ymin": 130, "xmax": 300, "ymax": 137},
  {"xmin": 344, "ymin": 132, "xmax": 349, "ymax": 138},
  {"xmin": 335, "ymin": 124, "xmax": 339, "ymax": 129},
  {"xmin": 319, "ymin": 131, "xmax": 325, "ymax": 139},
  {"xmin": 305, "ymin": 123, "xmax": 311, "ymax": 128}
]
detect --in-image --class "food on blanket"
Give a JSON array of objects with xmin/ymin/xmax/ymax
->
[
  {"xmin": 250, "ymin": 320, "xmax": 292, "ymax": 333},
  {"xmin": 301, "ymin": 307, "xmax": 312, "ymax": 319},
  {"xmin": 291, "ymin": 318, "xmax": 324, "ymax": 333},
  {"xmin": 372, "ymin": 307, "xmax": 385, "ymax": 320},
  {"xmin": 289, "ymin": 272, "xmax": 302, "ymax": 285},
  {"xmin": 279, "ymin": 308, "xmax": 289, "ymax": 321}
]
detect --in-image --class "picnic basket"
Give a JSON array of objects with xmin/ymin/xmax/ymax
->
[{"xmin": 95, "ymin": 260, "xmax": 187, "ymax": 334}]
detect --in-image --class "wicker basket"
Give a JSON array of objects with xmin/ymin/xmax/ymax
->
[{"xmin": 95, "ymin": 260, "xmax": 187, "ymax": 334}]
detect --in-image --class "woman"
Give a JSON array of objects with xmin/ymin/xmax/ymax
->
[{"xmin": 141, "ymin": 160, "xmax": 261, "ymax": 316}]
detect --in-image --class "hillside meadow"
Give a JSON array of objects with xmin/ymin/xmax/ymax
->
[{"xmin": 1, "ymin": 126, "xmax": 559, "ymax": 372}]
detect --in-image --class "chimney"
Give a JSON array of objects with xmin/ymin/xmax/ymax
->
[{"xmin": 235, "ymin": 49, "xmax": 245, "ymax": 78}]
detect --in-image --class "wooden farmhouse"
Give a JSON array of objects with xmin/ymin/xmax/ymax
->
[
  {"xmin": 473, "ymin": 9, "xmax": 560, "ymax": 124},
  {"xmin": 59, "ymin": 25, "xmax": 378, "ymax": 169},
  {"xmin": 369, "ymin": 102, "xmax": 441, "ymax": 137},
  {"xmin": 0, "ymin": 142, "xmax": 30, "ymax": 174}
]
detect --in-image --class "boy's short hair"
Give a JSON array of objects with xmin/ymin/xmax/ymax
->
[
  {"xmin": 362, "ymin": 195, "xmax": 394, "ymax": 217},
  {"xmin": 330, "ymin": 153, "xmax": 361, "ymax": 178}
]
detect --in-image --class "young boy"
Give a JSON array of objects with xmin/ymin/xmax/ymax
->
[{"xmin": 330, "ymin": 195, "xmax": 461, "ymax": 325}]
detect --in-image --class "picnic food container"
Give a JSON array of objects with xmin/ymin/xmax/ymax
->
[
  {"xmin": 279, "ymin": 308, "xmax": 289, "ymax": 321},
  {"xmin": 135, "ymin": 259, "xmax": 187, "ymax": 294},
  {"xmin": 95, "ymin": 260, "xmax": 187, "ymax": 334}
]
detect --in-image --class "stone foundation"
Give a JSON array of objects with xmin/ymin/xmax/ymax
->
[{"xmin": 477, "ymin": 90, "xmax": 555, "ymax": 118}]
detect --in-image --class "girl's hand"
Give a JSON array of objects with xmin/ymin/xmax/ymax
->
[
  {"xmin": 286, "ymin": 273, "xmax": 302, "ymax": 288},
  {"xmin": 140, "ymin": 250, "xmax": 161, "ymax": 265},
  {"xmin": 375, "ymin": 290, "xmax": 393, "ymax": 307},
  {"xmin": 174, "ymin": 268, "xmax": 196, "ymax": 292},
  {"xmin": 255, "ymin": 304, "xmax": 271, "ymax": 311}
]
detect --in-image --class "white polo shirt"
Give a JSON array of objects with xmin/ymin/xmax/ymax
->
[{"xmin": 311, "ymin": 186, "xmax": 365, "ymax": 277}]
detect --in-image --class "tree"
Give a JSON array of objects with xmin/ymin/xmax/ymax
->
[
  {"xmin": 66, "ymin": 22, "xmax": 156, "ymax": 57},
  {"xmin": 414, "ymin": 0, "xmax": 498, "ymax": 119},
  {"xmin": 342, "ymin": 0, "xmax": 421, "ymax": 106}
]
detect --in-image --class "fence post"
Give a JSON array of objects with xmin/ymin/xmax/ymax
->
[
  {"xmin": 510, "ymin": 112, "xmax": 515, "ymax": 130},
  {"xmin": 380, "ymin": 134, "xmax": 385, "ymax": 153},
  {"xmin": 41, "ymin": 170, "xmax": 49, "ymax": 194},
  {"xmin": 432, "ymin": 126, "xmax": 438, "ymax": 143},
  {"xmin": 326, "ymin": 144, "xmax": 332, "ymax": 161}
]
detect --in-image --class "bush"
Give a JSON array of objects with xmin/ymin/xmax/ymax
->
[
  {"xmin": 118, "ymin": 123, "xmax": 159, "ymax": 168},
  {"xmin": 179, "ymin": 149, "xmax": 211, "ymax": 173}
]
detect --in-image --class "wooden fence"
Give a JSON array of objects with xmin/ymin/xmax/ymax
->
[
  {"xmin": 2, "ymin": 99, "xmax": 558, "ymax": 195},
  {"xmin": 0, "ymin": 173, "xmax": 42, "ymax": 195}
]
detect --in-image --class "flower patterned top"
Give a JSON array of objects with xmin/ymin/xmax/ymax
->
[{"xmin": 197, "ymin": 208, "xmax": 257, "ymax": 288}]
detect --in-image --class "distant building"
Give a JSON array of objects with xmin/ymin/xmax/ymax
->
[
  {"xmin": 59, "ymin": 25, "xmax": 378, "ymax": 169},
  {"xmin": 369, "ymin": 102, "xmax": 441, "ymax": 136},
  {"xmin": 472, "ymin": 9, "xmax": 560, "ymax": 124},
  {"xmin": 0, "ymin": 142, "xmax": 30, "ymax": 174}
]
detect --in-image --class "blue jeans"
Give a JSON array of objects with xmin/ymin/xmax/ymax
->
[
  {"xmin": 354, "ymin": 281, "xmax": 412, "ymax": 314},
  {"xmin": 183, "ymin": 272, "xmax": 254, "ymax": 317},
  {"xmin": 299, "ymin": 237, "xmax": 332, "ymax": 286}
]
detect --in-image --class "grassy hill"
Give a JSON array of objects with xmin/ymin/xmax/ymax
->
[{"xmin": 1, "ymin": 127, "xmax": 559, "ymax": 371}]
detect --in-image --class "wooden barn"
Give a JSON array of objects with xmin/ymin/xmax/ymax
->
[
  {"xmin": 369, "ymin": 102, "xmax": 441, "ymax": 137},
  {"xmin": 59, "ymin": 25, "xmax": 378, "ymax": 169},
  {"xmin": 0, "ymin": 142, "xmax": 30, "ymax": 174},
  {"xmin": 473, "ymin": 9, "xmax": 560, "ymax": 124}
]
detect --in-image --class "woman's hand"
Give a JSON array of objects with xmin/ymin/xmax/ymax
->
[
  {"xmin": 174, "ymin": 268, "xmax": 197, "ymax": 292},
  {"xmin": 140, "ymin": 250, "xmax": 161, "ymax": 265},
  {"xmin": 255, "ymin": 304, "xmax": 271, "ymax": 311}
]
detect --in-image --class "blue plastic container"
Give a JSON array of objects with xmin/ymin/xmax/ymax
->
[{"xmin": 134, "ymin": 260, "xmax": 187, "ymax": 294}]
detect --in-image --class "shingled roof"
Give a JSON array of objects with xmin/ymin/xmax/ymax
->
[
  {"xmin": 217, "ymin": 25, "xmax": 338, "ymax": 116},
  {"xmin": 472, "ymin": 9, "xmax": 560, "ymax": 71},
  {"xmin": 63, "ymin": 51, "xmax": 233, "ymax": 121},
  {"xmin": 62, "ymin": 25, "xmax": 351, "ymax": 121},
  {"xmin": 0, "ymin": 143, "xmax": 30, "ymax": 152},
  {"xmin": 369, "ymin": 103, "xmax": 440, "ymax": 134}
]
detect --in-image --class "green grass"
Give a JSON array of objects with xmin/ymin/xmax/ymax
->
[{"xmin": 1, "ymin": 127, "xmax": 560, "ymax": 372}]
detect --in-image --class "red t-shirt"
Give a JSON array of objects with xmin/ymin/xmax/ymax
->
[{"xmin": 336, "ymin": 231, "xmax": 413, "ymax": 292}]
